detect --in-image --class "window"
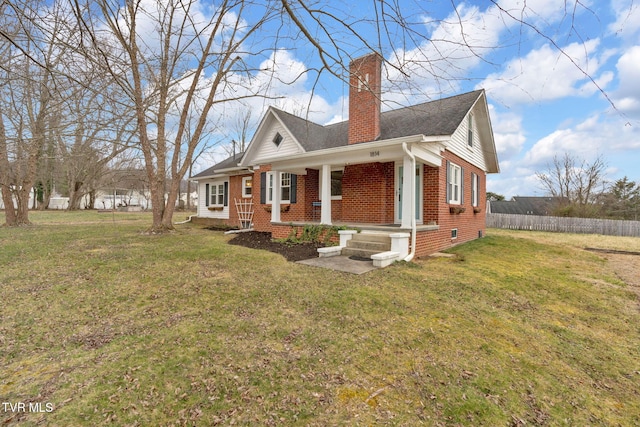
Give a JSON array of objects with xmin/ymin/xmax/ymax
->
[
  {"xmin": 272, "ymin": 132, "xmax": 283, "ymax": 147},
  {"xmin": 448, "ymin": 162, "xmax": 462, "ymax": 204},
  {"xmin": 331, "ymin": 170, "xmax": 343, "ymax": 198},
  {"xmin": 280, "ymin": 172, "xmax": 291, "ymax": 201},
  {"xmin": 471, "ymin": 172, "xmax": 479, "ymax": 207},
  {"xmin": 320, "ymin": 169, "xmax": 343, "ymax": 200},
  {"xmin": 210, "ymin": 183, "xmax": 225, "ymax": 206},
  {"xmin": 467, "ymin": 114, "xmax": 474, "ymax": 147},
  {"xmin": 242, "ymin": 176, "xmax": 252, "ymax": 198},
  {"xmin": 265, "ymin": 172, "xmax": 294, "ymax": 204},
  {"xmin": 451, "ymin": 228, "xmax": 458, "ymax": 239}
]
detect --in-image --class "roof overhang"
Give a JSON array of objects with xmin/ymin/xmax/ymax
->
[
  {"xmin": 188, "ymin": 166, "xmax": 250, "ymax": 181},
  {"xmin": 253, "ymin": 134, "xmax": 447, "ymax": 172}
]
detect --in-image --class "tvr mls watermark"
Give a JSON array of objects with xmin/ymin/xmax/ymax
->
[{"xmin": 2, "ymin": 402, "xmax": 54, "ymax": 413}]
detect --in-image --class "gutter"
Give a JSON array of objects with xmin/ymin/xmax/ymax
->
[{"xmin": 402, "ymin": 142, "xmax": 417, "ymax": 262}]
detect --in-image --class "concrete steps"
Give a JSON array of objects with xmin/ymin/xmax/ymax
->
[{"xmin": 341, "ymin": 232, "xmax": 391, "ymax": 259}]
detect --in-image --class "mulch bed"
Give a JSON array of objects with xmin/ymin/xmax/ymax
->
[{"xmin": 226, "ymin": 231, "xmax": 324, "ymax": 262}]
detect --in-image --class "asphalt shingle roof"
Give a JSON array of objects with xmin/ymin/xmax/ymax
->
[
  {"xmin": 272, "ymin": 89, "xmax": 483, "ymax": 152},
  {"xmin": 191, "ymin": 152, "xmax": 244, "ymax": 179}
]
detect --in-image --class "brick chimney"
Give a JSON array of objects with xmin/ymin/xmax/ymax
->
[{"xmin": 348, "ymin": 53, "xmax": 382, "ymax": 144}]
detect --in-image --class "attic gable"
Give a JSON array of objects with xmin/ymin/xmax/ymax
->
[{"xmin": 240, "ymin": 108, "xmax": 306, "ymax": 167}]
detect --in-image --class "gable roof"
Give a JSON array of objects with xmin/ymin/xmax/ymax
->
[
  {"xmin": 236, "ymin": 89, "xmax": 498, "ymax": 174},
  {"xmin": 267, "ymin": 89, "xmax": 485, "ymax": 153},
  {"xmin": 191, "ymin": 152, "xmax": 245, "ymax": 180}
]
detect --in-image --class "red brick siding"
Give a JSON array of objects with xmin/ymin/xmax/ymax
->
[
  {"xmin": 414, "ymin": 151, "xmax": 487, "ymax": 258},
  {"xmin": 348, "ymin": 54, "xmax": 382, "ymax": 144},
  {"xmin": 226, "ymin": 174, "xmax": 253, "ymax": 228},
  {"xmin": 250, "ymin": 165, "xmax": 310, "ymax": 232},
  {"xmin": 341, "ymin": 162, "xmax": 394, "ymax": 223}
]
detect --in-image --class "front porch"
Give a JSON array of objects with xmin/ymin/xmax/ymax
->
[
  {"xmin": 271, "ymin": 220, "xmax": 440, "ymax": 265},
  {"xmin": 271, "ymin": 220, "xmax": 439, "ymax": 234},
  {"xmin": 265, "ymin": 135, "xmax": 444, "ymax": 229}
]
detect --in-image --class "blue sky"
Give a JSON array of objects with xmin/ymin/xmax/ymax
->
[{"xmin": 195, "ymin": 0, "xmax": 640, "ymax": 199}]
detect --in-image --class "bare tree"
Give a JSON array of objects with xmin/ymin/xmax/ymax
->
[
  {"xmin": 2, "ymin": 0, "xmax": 619, "ymax": 228},
  {"xmin": 0, "ymin": 0, "xmax": 65, "ymax": 226},
  {"xmin": 536, "ymin": 153, "xmax": 608, "ymax": 217}
]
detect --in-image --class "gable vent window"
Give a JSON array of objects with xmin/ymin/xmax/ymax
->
[
  {"xmin": 467, "ymin": 114, "xmax": 474, "ymax": 147},
  {"xmin": 272, "ymin": 132, "xmax": 283, "ymax": 147}
]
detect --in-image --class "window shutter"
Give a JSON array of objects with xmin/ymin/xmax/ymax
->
[
  {"xmin": 205, "ymin": 183, "xmax": 210, "ymax": 206},
  {"xmin": 223, "ymin": 182, "xmax": 228, "ymax": 207},
  {"xmin": 260, "ymin": 172, "xmax": 266, "ymax": 204},
  {"xmin": 460, "ymin": 167, "xmax": 465, "ymax": 204},
  {"xmin": 445, "ymin": 160, "xmax": 451, "ymax": 203},
  {"xmin": 290, "ymin": 174, "xmax": 297, "ymax": 204}
]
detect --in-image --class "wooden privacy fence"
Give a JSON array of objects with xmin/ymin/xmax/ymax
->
[{"xmin": 486, "ymin": 213, "xmax": 640, "ymax": 237}]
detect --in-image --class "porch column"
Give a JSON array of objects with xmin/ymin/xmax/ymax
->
[
  {"xmin": 320, "ymin": 164, "xmax": 332, "ymax": 225},
  {"xmin": 401, "ymin": 155, "xmax": 414, "ymax": 229},
  {"xmin": 271, "ymin": 170, "xmax": 281, "ymax": 223}
]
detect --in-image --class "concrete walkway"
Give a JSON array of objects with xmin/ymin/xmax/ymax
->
[{"xmin": 296, "ymin": 255, "xmax": 379, "ymax": 274}]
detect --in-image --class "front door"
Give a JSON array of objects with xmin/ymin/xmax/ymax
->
[{"xmin": 395, "ymin": 163, "xmax": 423, "ymax": 224}]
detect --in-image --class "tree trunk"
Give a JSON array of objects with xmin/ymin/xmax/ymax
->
[
  {"xmin": 13, "ymin": 187, "xmax": 32, "ymax": 226},
  {"xmin": 1, "ymin": 186, "xmax": 17, "ymax": 226},
  {"xmin": 161, "ymin": 180, "xmax": 181, "ymax": 229}
]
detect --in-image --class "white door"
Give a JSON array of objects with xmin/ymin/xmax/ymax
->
[{"xmin": 395, "ymin": 163, "xmax": 423, "ymax": 224}]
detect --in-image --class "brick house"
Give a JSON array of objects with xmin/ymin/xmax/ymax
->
[{"xmin": 191, "ymin": 53, "xmax": 499, "ymax": 261}]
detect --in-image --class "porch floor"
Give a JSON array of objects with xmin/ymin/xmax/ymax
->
[{"xmin": 274, "ymin": 221, "xmax": 439, "ymax": 232}]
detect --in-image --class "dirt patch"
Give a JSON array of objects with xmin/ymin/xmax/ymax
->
[
  {"xmin": 227, "ymin": 231, "xmax": 324, "ymax": 262},
  {"xmin": 603, "ymin": 253, "xmax": 640, "ymax": 297}
]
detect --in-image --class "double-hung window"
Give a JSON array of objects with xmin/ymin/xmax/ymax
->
[
  {"xmin": 448, "ymin": 162, "xmax": 462, "ymax": 205},
  {"xmin": 471, "ymin": 172, "xmax": 479, "ymax": 207},
  {"xmin": 210, "ymin": 183, "xmax": 225, "ymax": 206},
  {"xmin": 264, "ymin": 172, "xmax": 294, "ymax": 204},
  {"xmin": 242, "ymin": 176, "xmax": 252, "ymax": 198},
  {"xmin": 205, "ymin": 181, "xmax": 227, "ymax": 207}
]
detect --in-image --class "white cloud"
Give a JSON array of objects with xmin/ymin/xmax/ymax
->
[
  {"xmin": 479, "ymin": 39, "xmax": 608, "ymax": 105},
  {"xmin": 612, "ymin": 45, "xmax": 640, "ymax": 117},
  {"xmin": 609, "ymin": 0, "xmax": 640, "ymax": 40},
  {"xmin": 382, "ymin": 0, "xmax": 601, "ymax": 106},
  {"xmin": 488, "ymin": 104, "xmax": 526, "ymax": 161}
]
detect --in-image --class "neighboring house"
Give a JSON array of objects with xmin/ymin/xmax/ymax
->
[
  {"xmin": 488, "ymin": 196, "xmax": 565, "ymax": 216},
  {"xmin": 190, "ymin": 53, "xmax": 499, "ymax": 259}
]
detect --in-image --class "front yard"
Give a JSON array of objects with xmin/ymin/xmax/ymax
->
[{"xmin": 1, "ymin": 211, "xmax": 639, "ymax": 425}]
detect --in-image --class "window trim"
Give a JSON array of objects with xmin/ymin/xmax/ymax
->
[
  {"xmin": 448, "ymin": 162, "xmax": 462, "ymax": 205},
  {"xmin": 272, "ymin": 132, "xmax": 283, "ymax": 148},
  {"xmin": 319, "ymin": 168, "xmax": 344, "ymax": 201},
  {"xmin": 242, "ymin": 176, "xmax": 252, "ymax": 198},
  {"xmin": 210, "ymin": 182, "xmax": 225, "ymax": 207},
  {"xmin": 266, "ymin": 171, "xmax": 291, "ymax": 204},
  {"xmin": 467, "ymin": 113, "xmax": 474, "ymax": 148},
  {"xmin": 471, "ymin": 172, "xmax": 479, "ymax": 207}
]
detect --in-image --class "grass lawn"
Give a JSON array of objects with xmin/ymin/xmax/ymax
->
[{"xmin": 1, "ymin": 211, "xmax": 639, "ymax": 426}]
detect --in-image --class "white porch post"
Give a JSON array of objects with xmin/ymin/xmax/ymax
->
[
  {"xmin": 271, "ymin": 170, "xmax": 281, "ymax": 223},
  {"xmin": 320, "ymin": 164, "xmax": 332, "ymax": 225},
  {"xmin": 401, "ymin": 155, "xmax": 414, "ymax": 229}
]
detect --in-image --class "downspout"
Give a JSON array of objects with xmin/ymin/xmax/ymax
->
[
  {"xmin": 174, "ymin": 214, "xmax": 196, "ymax": 225},
  {"xmin": 401, "ymin": 142, "xmax": 416, "ymax": 262}
]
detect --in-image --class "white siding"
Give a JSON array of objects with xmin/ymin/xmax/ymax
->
[
  {"xmin": 447, "ymin": 106, "xmax": 488, "ymax": 171},
  {"xmin": 197, "ymin": 180, "xmax": 229, "ymax": 219},
  {"xmin": 252, "ymin": 119, "xmax": 303, "ymax": 164}
]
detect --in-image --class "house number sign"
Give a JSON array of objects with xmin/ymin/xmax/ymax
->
[{"xmin": 370, "ymin": 150, "xmax": 380, "ymax": 157}]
